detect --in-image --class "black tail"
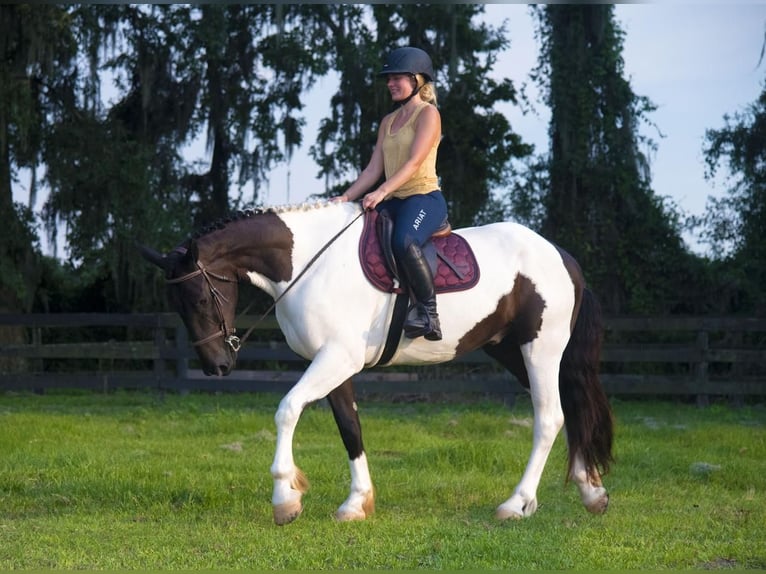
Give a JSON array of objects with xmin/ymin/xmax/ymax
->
[{"xmin": 559, "ymin": 288, "xmax": 614, "ymax": 480}]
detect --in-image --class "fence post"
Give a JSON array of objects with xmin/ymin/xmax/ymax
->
[
  {"xmin": 695, "ymin": 330, "xmax": 710, "ymax": 408},
  {"xmin": 729, "ymin": 331, "xmax": 745, "ymax": 408},
  {"xmin": 152, "ymin": 319, "xmax": 166, "ymax": 387},
  {"xmin": 176, "ymin": 324, "xmax": 189, "ymax": 387},
  {"xmin": 32, "ymin": 327, "xmax": 43, "ymax": 395}
]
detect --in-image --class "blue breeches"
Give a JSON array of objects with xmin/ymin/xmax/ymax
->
[{"xmin": 375, "ymin": 190, "xmax": 448, "ymax": 260}]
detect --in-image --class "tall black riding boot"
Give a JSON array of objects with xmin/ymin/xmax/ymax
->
[{"xmin": 400, "ymin": 243, "xmax": 442, "ymax": 341}]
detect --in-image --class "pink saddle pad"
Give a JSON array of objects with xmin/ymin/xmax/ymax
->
[{"xmin": 358, "ymin": 210, "xmax": 480, "ymax": 294}]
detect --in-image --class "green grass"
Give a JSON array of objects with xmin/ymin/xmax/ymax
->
[{"xmin": 0, "ymin": 390, "xmax": 764, "ymax": 569}]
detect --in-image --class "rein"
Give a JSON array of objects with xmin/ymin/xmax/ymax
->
[{"xmin": 169, "ymin": 207, "xmax": 366, "ymax": 353}]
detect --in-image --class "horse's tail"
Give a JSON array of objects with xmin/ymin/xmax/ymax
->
[{"xmin": 559, "ymin": 287, "xmax": 614, "ymax": 481}]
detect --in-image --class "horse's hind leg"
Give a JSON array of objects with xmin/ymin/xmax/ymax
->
[
  {"xmin": 326, "ymin": 379, "xmax": 375, "ymax": 521},
  {"xmin": 486, "ymin": 338, "xmax": 566, "ymax": 520},
  {"xmin": 569, "ymin": 452, "xmax": 609, "ymax": 514},
  {"xmin": 498, "ymin": 360, "xmax": 564, "ymax": 519},
  {"xmin": 558, "ymin": 287, "xmax": 613, "ymax": 515}
]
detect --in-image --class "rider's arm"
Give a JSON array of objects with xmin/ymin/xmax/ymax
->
[{"xmin": 337, "ymin": 120, "xmax": 388, "ymax": 203}]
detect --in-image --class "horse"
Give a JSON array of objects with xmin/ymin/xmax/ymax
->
[{"xmin": 140, "ymin": 200, "xmax": 614, "ymax": 525}]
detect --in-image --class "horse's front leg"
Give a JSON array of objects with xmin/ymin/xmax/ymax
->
[
  {"xmin": 326, "ymin": 378, "xmax": 374, "ymax": 521},
  {"xmin": 270, "ymin": 348, "xmax": 361, "ymax": 525}
]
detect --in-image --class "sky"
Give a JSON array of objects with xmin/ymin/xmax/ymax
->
[{"xmin": 262, "ymin": 4, "xmax": 766, "ymax": 254}]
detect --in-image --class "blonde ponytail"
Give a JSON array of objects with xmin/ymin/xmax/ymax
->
[{"xmin": 416, "ymin": 74, "xmax": 438, "ymax": 106}]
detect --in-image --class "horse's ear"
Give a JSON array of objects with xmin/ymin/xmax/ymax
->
[{"xmin": 137, "ymin": 243, "xmax": 169, "ymax": 271}]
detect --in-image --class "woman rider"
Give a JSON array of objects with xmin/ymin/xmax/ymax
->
[{"xmin": 334, "ymin": 47, "xmax": 447, "ymax": 342}]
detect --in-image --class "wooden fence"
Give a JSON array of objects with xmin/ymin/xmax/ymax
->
[{"xmin": 0, "ymin": 313, "xmax": 764, "ymax": 402}]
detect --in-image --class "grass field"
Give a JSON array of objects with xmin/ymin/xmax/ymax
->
[{"xmin": 0, "ymin": 390, "xmax": 764, "ymax": 570}]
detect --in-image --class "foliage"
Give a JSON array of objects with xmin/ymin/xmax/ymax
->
[
  {"xmin": 52, "ymin": 115, "xmax": 215, "ymax": 312},
  {"xmin": 0, "ymin": 203, "xmax": 40, "ymax": 311},
  {"xmin": 0, "ymin": 5, "xmax": 74, "ymax": 311},
  {"xmin": 12, "ymin": 4, "xmax": 529, "ymax": 313},
  {"xmin": 0, "ymin": 5, "xmax": 75, "ymax": 203},
  {"xmin": 486, "ymin": 154, "xmax": 549, "ymax": 229},
  {"xmin": 698, "ymin": 84, "xmax": 766, "ymax": 313},
  {"xmin": 0, "ymin": 392, "xmax": 763, "ymax": 569},
  {"xmin": 2, "ymin": 4, "xmax": 763, "ymax": 315},
  {"xmin": 531, "ymin": 5, "xmax": 701, "ymax": 314},
  {"xmin": 310, "ymin": 5, "xmax": 532, "ymax": 228},
  {"xmin": 14, "ymin": 5, "xmax": 337, "ymax": 312}
]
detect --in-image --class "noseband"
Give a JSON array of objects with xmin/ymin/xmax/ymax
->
[{"xmin": 166, "ymin": 262, "xmax": 241, "ymax": 353}]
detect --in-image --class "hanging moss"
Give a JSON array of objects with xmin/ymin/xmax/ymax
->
[{"xmin": 532, "ymin": 5, "xmax": 700, "ymax": 314}]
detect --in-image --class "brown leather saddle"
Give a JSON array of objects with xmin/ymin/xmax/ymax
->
[{"xmin": 358, "ymin": 210, "xmax": 480, "ymax": 294}]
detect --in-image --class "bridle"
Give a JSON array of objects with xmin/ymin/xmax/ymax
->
[
  {"xmin": 166, "ymin": 262, "xmax": 241, "ymax": 352},
  {"xmin": 165, "ymin": 206, "xmax": 366, "ymax": 355}
]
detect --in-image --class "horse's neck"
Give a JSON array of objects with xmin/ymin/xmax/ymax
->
[
  {"xmin": 195, "ymin": 212, "xmax": 292, "ymax": 281},
  {"xmin": 195, "ymin": 203, "xmax": 360, "ymax": 291}
]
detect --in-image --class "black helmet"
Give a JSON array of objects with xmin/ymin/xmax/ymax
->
[{"xmin": 378, "ymin": 47, "xmax": 434, "ymax": 82}]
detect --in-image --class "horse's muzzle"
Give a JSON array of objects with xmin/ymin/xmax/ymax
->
[{"xmin": 205, "ymin": 362, "xmax": 233, "ymax": 377}]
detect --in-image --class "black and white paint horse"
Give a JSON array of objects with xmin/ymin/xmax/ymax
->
[{"xmin": 141, "ymin": 201, "xmax": 613, "ymax": 524}]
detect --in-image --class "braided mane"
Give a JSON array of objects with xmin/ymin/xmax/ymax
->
[
  {"xmin": 189, "ymin": 200, "xmax": 343, "ymax": 241},
  {"xmin": 190, "ymin": 208, "xmax": 264, "ymax": 240}
]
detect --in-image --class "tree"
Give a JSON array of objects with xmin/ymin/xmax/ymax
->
[
  {"xmin": 8, "ymin": 5, "xmax": 532, "ymax": 314},
  {"xmin": 533, "ymin": 5, "xmax": 696, "ymax": 314},
  {"xmin": 0, "ymin": 5, "xmax": 79, "ymax": 312},
  {"xmin": 310, "ymin": 4, "xmax": 531, "ymax": 228},
  {"xmin": 189, "ymin": 5, "xmax": 332, "ymax": 222},
  {"xmin": 41, "ymin": 5, "xmax": 195, "ymax": 311},
  {"xmin": 38, "ymin": 5, "xmax": 334, "ymax": 311},
  {"xmin": 700, "ymin": 81, "xmax": 766, "ymax": 313}
]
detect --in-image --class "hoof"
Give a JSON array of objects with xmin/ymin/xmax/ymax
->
[
  {"xmin": 335, "ymin": 490, "xmax": 375, "ymax": 522},
  {"xmin": 272, "ymin": 468, "xmax": 309, "ymax": 525},
  {"xmin": 335, "ymin": 508, "xmax": 367, "ymax": 522},
  {"xmin": 274, "ymin": 499, "xmax": 303, "ymax": 525},
  {"xmin": 495, "ymin": 497, "xmax": 537, "ymax": 521},
  {"xmin": 495, "ymin": 506, "xmax": 524, "ymax": 521},
  {"xmin": 585, "ymin": 491, "xmax": 609, "ymax": 514}
]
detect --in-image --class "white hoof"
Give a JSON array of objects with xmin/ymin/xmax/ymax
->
[
  {"xmin": 273, "ymin": 498, "xmax": 303, "ymax": 525},
  {"xmin": 495, "ymin": 495, "xmax": 538, "ymax": 520},
  {"xmin": 272, "ymin": 467, "xmax": 309, "ymax": 525},
  {"xmin": 583, "ymin": 486, "xmax": 609, "ymax": 514},
  {"xmin": 335, "ymin": 506, "xmax": 367, "ymax": 522},
  {"xmin": 335, "ymin": 489, "xmax": 375, "ymax": 522}
]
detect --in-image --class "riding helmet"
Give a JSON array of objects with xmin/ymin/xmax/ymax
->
[{"xmin": 378, "ymin": 47, "xmax": 434, "ymax": 82}]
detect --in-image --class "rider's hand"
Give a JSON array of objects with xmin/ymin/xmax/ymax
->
[{"xmin": 362, "ymin": 189, "xmax": 387, "ymax": 211}]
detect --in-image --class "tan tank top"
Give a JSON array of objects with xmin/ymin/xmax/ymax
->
[{"xmin": 381, "ymin": 102, "xmax": 441, "ymax": 199}]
